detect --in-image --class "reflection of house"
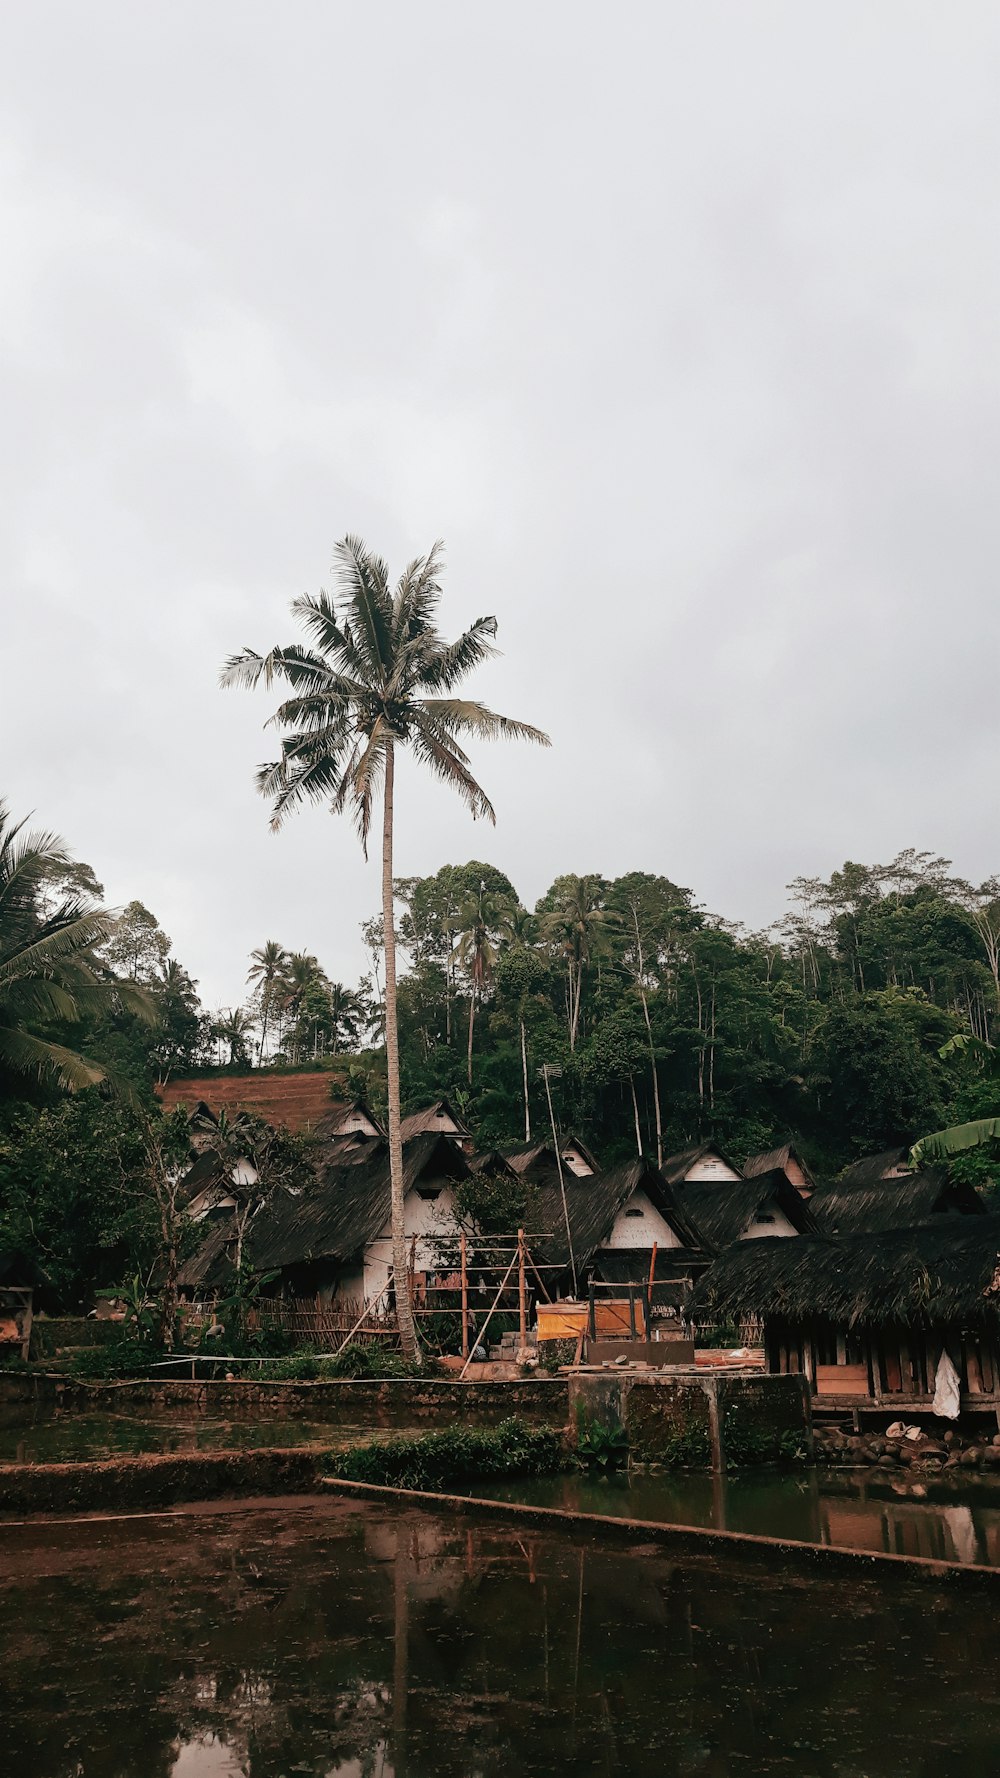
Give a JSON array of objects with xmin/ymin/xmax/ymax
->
[
  {"xmin": 689, "ymin": 1218, "xmax": 1000, "ymax": 1414},
  {"xmin": 506, "ymin": 1135, "xmax": 599, "ymax": 1177},
  {"xmin": 661, "ymin": 1144, "xmax": 742, "ymax": 1187},
  {"xmin": 810, "ymin": 1168, "xmax": 986, "ymax": 1237},
  {"xmin": 399, "ymin": 1098, "xmax": 472, "ymax": 1151},
  {"xmin": 250, "ymin": 1132, "xmax": 469, "ymax": 1306},
  {"xmin": 682, "ymin": 1171, "xmax": 817, "ymax": 1248},
  {"xmin": 742, "ymin": 1144, "xmax": 816, "ymax": 1200}
]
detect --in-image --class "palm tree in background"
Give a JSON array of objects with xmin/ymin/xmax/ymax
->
[
  {"xmin": 0, "ymin": 801, "xmax": 152, "ymax": 1092},
  {"xmin": 247, "ymin": 940, "xmax": 290, "ymax": 1061},
  {"xmin": 453, "ymin": 887, "xmax": 516, "ymax": 1083},
  {"xmin": 328, "ymin": 981, "xmax": 364, "ymax": 1054},
  {"xmin": 213, "ymin": 1006, "xmax": 254, "ymax": 1068},
  {"xmin": 541, "ymin": 873, "xmax": 617, "ymax": 1052},
  {"xmin": 222, "ymin": 534, "xmax": 549, "ymax": 1359}
]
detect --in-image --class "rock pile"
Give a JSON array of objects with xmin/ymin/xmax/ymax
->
[{"xmin": 814, "ymin": 1420, "xmax": 1000, "ymax": 1474}]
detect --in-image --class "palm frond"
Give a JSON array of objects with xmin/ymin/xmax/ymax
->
[
  {"xmin": 0, "ymin": 907, "xmax": 114, "ymax": 980},
  {"xmin": 0, "ymin": 1025, "xmax": 107, "ymax": 1092},
  {"xmin": 419, "ymin": 697, "xmax": 551, "ymax": 747},
  {"xmin": 220, "ymin": 644, "xmax": 334, "ymax": 695},
  {"xmin": 409, "ymin": 726, "xmax": 496, "ymax": 824},
  {"xmin": 419, "ymin": 617, "xmax": 500, "ymax": 691},
  {"xmin": 332, "ymin": 535, "xmax": 394, "ymax": 677},
  {"xmin": 392, "ymin": 542, "xmax": 445, "ymax": 646},
  {"xmin": 290, "ymin": 590, "xmax": 372, "ymax": 679},
  {"xmin": 332, "ymin": 723, "xmax": 388, "ymax": 857}
]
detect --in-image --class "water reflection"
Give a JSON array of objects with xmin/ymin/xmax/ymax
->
[
  {"xmin": 479, "ymin": 1467, "xmax": 1000, "ymax": 1565},
  {"xmin": 3, "ymin": 1498, "xmax": 999, "ymax": 1776}
]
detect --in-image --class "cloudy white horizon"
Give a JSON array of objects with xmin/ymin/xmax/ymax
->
[{"xmin": 3, "ymin": 3, "xmax": 999, "ymax": 1012}]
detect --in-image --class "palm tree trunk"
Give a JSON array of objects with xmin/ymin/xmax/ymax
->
[
  {"xmin": 520, "ymin": 1015, "xmax": 531, "ymax": 1142},
  {"xmin": 467, "ymin": 991, "xmax": 476, "ymax": 1084},
  {"xmin": 382, "ymin": 739, "xmax": 419, "ymax": 1363},
  {"xmin": 630, "ymin": 1076, "xmax": 642, "ymax": 1157}
]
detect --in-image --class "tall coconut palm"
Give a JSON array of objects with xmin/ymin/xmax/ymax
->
[
  {"xmin": 222, "ymin": 535, "xmax": 549, "ymax": 1359},
  {"xmin": 247, "ymin": 940, "xmax": 289, "ymax": 1062},
  {"xmin": 541, "ymin": 873, "xmax": 616, "ymax": 1051},
  {"xmin": 453, "ymin": 887, "xmax": 516, "ymax": 1082},
  {"xmin": 0, "ymin": 802, "xmax": 152, "ymax": 1092}
]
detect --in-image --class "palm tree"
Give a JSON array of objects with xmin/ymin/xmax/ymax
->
[
  {"xmin": 328, "ymin": 981, "xmax": 363, "ymax": 1054},
  {"xmin": 0, "ymin": 802, "xmax": 151, "ymax": 1092},
  {"xmin": 247, "ymin": 940, "xmax": 289, "ymax": 1062},
  {"xmin": 453, "ymin": 887, "xmax": 516, "ymax": 1082},
  {"xmin": 541, "ymin": 873, "xmax": 615, "ymax": 1051},
  {"xmin": 213, "ymin": 1006, "xmax": 254, "ymax": 1067},
  {"xmin": 222, "ymin": 534, "xmax": 548, "ymax": 1359}
]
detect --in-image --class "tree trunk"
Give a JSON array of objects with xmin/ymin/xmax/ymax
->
[
  {"xmin": 467, "ymin": 991, "xmax": 476, "ymax": 1084},
  {"xmin": 520, "ymin": 1015, "xmax": 531, "ymax": 1142},
  {"xmin": 631, "ymin": 906, "xmax": 663, "ymax": 1167},
  {"xmin": 382, "ymin": 739, "xmax": 419, "ymax": 1363},
  {"xmin": 630, "ymin": 1076, "xmax": 643, "ymax": 1157}
]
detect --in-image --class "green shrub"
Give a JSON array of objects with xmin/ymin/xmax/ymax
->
[
  {"xmin": 254, "ymin": 1342, "xmax": 433, "ymax": 1382},
  {"xmin": 328, "ymin": 1416, "xmax": 566, "ymax": 1490},
  {"xmin": 68, "ymin": 1335, "xmax": 162, "ymax": 1380}
]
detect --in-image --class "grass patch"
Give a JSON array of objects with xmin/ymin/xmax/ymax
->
[{"xmin": 327, "ymin": 1417, "xmax": 567, "ymax": 1490}]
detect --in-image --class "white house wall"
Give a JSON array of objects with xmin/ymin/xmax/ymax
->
[
  {"xmin": 362, "ymin": 1185, "xmax": 462, "ymax": 1302},
  {"xmin": 685, "ymin": 1154, "xmax": 741, "ymax": 1182},
  {"xmin": 602, "ymin": 1189, "xmax": 682, "ymax": 1250},
  {"xmin": 742, "ymin": 1199, "xmax": 799, "ymax": 1239}
]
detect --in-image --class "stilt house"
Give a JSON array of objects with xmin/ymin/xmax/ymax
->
[{"xmin": 689, "ymin": 1218, "xmax": 1000, "ymax": 1415}]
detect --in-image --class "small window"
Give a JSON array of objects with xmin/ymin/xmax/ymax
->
[
  {"xmin": 416, "ymin": 1187, "xmax": 442, "ymax": 1201},
  {"xmin": 625, "ymin": 1207, "xmax": 643, "ymax": 1219},
  {"xmin": 756, "ymin": 1212, "xmax": 774, "ymax": 1225}
]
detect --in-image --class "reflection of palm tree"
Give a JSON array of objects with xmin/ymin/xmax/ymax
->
[
  {"xmin": 0, "ymin": 801, "xmax": 152, "ymax": 1091},
  {"xmin": 223, "ymin": 535, "xmax": 548, "ymax": 1359},
  {"xmin": 247, "ymin": 940, "xmax": 289, "ymax": 1061},
  {"xmin": 454, "ymin": 889, "xmax": 516, "ymax": 1082}
]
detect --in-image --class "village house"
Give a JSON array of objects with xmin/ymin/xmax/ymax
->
[
  {"xmin": 244, "ymin": 1131, "xmax": 470, "ymax": 1309},
  {"xmin": 398, "ymin": 1097, "xmax": 473, "ymax": 1151},
  {"xmin": 531, "ymin": 1157, "xmax": 712, "ymax": 1319},
  {"xmin": 505, "ymin": 1135, "xmax": 599, "ymax": 1178},
  {"xmin": 681, "ymin": 1170, "xmax": 818, "ymax": 1247},
  {"xmin": 157, "ymin": 1068, "xmax": 353, "ymax": 1132},
  {"xmin": 660, "ymin": 1143, "xmax": 742, "ymax": 1187},
  {"xmin": 689, "ymin": 1218, "xmax": 1000, "ymax": 1418},
  {"xmin": 742, "ymin": 1143, "xmax": 817, "ymax": 1199},
  {"xmin": 809, "ymin": 1167, "xmax": 986, "ymax": 1236}
]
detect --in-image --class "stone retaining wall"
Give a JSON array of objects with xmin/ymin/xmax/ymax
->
[
  {"xmin": 569, "ymin": 1369, "xmax": 811, "ymax": 1467},
  {"xmin": 0, "ymin": 1371, "xmax": 570, "ymax": 1426}
]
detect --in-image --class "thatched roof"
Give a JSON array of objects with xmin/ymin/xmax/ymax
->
[
  {"xmin": 660, "ymin": 1143, "xmax": 742, "ymax": 1187},
  {"xmin": 178, "ymin": 1218, "xmax": 235, "ymax": 1290},
  {"xmin": 468, "ymin": 1148, "xmax": 519, "ymax": 1177},
  {"xmin": 837, "ymin": 1148, "xmax": 911, "ymax": 1189},
  {"xmin": 682, "ymin": 1171, "xmax": 817, "ymax": 1248},
  {"xmin": 398, "ymin": 1097, "xmax": 470, "ymax": 1142},
  {"xmin": 250, "ymin": 1132, "xmax": 469, "ymax": 1271},
  {"xmin": 810, "ymin": 1168, "xmax": 986, "ymax": 1235},
  {"xmin": 688, "ymin": 1218, "xmax": 1000, "ymax": 1328},
  {"xmin": 312, "ymin": 1097, "xmax": 385, "ymax": 1140},
  {"xmin": 531, "ymin": 1158, "xmax": 710, "ymax": 1276},
  {"xmin": 742, "ymin": 1144, "xmax": 816, "ymax": 1193}
]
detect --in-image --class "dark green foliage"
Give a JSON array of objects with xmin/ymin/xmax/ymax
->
[
  {"xmin": 328, "ymin": 1416, "xmax": 566, "ymax": 1489},
  {"xmin": 256, "ymin": 1342, "xmax": 429, "ymax": 1380},
  {"xmin": 574, "ymin": 1419, "xmax": 629, "ymax": 1469}
]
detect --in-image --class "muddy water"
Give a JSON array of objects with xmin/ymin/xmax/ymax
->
[
  {"xmin": 2, "ymin": 1496, "xmax": 998, "ymax": 1776},
  {"xmin": 475, "ymin": 1468, "xmax": 1000, "ymax": 1566},
  {"xmin": 0, "ymin": 1408, "xmax": 414, "ymax": 1464}
]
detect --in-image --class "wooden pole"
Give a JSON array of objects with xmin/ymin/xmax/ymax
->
[
  {"xmin": 518, "ymin": 1227, "xmax": 527, "ymax": 1355},
  {"xmin": 647, "ymin": 1240, "xmax": 658, "ymax": 1329},
  {"xmin": 460, "ymin": 1230, "xmax": 469, "ymax": 1361},
  {"xmin": 459, "ymin": 1249, "xmax": 518, "ymax": 1379}
]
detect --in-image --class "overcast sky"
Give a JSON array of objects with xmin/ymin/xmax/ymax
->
[{"xmin": 3, "ymin": 3, "xmax": 999, "ymax": 1011}]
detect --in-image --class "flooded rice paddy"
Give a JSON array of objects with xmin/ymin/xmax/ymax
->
[
  {"xmin": 2, "ymin": 1495, "xmax": 998, "ymax": 1777},
  {"xmin": 478, "ymin": 1467, "xmax": 1000, "ymax": 1566},
  {"xmin": 0, "ymin": 1406, "xmax": 409, "ymax": 1464}
]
